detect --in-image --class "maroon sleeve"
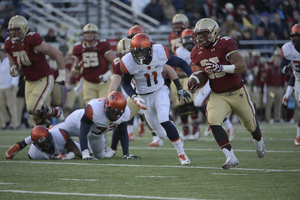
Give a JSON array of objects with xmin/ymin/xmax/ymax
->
[{"xmin": 112, "ymin": 58, "xmax": 122, "ymax": 76}]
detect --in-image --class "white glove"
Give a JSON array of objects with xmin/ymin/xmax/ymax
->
[
  {"xmin": 55, "ymin": 152, "xmax": 75, "ymax": 160},
  {"xmin": 98, "ymin": 70, "xmax": 112, "ymax": 85},
  {"xmin": 205, "ymin": 60, "xmax": 224, "ymax": 73},
  {"xmin": 282, "ymin": 86, "xmax": 294, "ymax": 106},
  {"xmin": 55, "ymin": 69, "xmax": 66, "ymax": 86},
  {"xmin": 10, "ymin": 64, "xmax": 19, "ymax": 77},
  {"xmin": 132, "ymin": 95, "xmax": 147, "ymax": 110},
  {"xmin": 82, "ymin": 149, "xmax": 98, "ymax": 160}
]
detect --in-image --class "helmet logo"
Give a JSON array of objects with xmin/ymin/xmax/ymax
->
[{"xmin": 38, "ymin": 136, "xmax": 46, "ymax": 143}]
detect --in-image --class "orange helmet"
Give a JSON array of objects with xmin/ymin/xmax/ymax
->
[
  {"xmin": 127, "ymin": 25, "xmax": 145, "ymax": 39},
  {"xmin": 130, "ymin": 33, "xmax": 153, "ymax": 65},
  {"xmin": 31, "ymin": 125, "xmax": 54, "ymax": 154},
  {"xmin": 291, "ymin": 24, "xmax": 300, "ymax": 53},
  {"xmin": 181, "ymin": 29, "xmax": 194, "ymax": 51},
  {"xmin": 105, "ymin": 91, "xmax": 127, "ymax": 121}
]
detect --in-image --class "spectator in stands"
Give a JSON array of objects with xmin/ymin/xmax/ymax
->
[
  {"xmin": 171, "ymin": 0, "xmax": 185, "ymax": 13},
  {"xmin": 0, "ymin": 44, "xmax": 19, "ymax": 130},
  {"xmin": 286, "ymin": 17, "xmax": 296, "ymax": 33},
  {"xmin": 259, "ymin": 11, "xmax": 272, "ymax": 37},
  {"xmin": 285, "ymin": 0, "xmax": 300, "ymax": 19},
  {"xmin": 248, "ymin": 4, "xmax": 261, "ymax": 27},
  {"xmin": 44, "ymin": 28, "xmax": 57, "ymax": 43},
  {"xmin": 255, "ymin": 0, "xmax": 271, "ymax": 14},
  {"xmin": 275, "ymin": 2, "xmax": 287, "ymax": 22},
  {"xmin": 199, "ymin": 0, "xmax": 223, "ymax": 18},
  {"xmin": 159, "ymin": 0, "xmax": 176, "ymax": 22},
  {"xmin": 224, "ymin": 2, "xmax": 235, "ymax": 17},
  {"xmin": 292, "ymin": 10, "xmax": 300, "ymax": 24},
  {"xmin": 239, "ymin": 28, "xmax": 254, "ymax": 49},
  {"xmin": 264, "ymin": 49, "xmax": 286, "ymax": 124},
  {"xmin": 0, "ymin": 20, "xmax": 5, "ymax": 43},
  {"xmin": 221, "ymin": 14, "xmax": 242, "ymax": 36},
  {"xmin": 270, "ymin": 12, "xmax": 289, "ymax": 39},
  {"xmin": 131, "ymin": 0, "xmax": 151, "ymax": 23},
  {"xmin": 143, "ymin": 0, "xmax": 168, "ymax": 25},
  {"xmin": 3, "ymin": 5, "xmax": 16, "ymax": 30},
  {"xmin": 189, "ymin": 10, "xmax": 201, "ymax": 27},
  {"xmin": 235, "ymin": 4, "xmax": 255, "ymax": 31}
]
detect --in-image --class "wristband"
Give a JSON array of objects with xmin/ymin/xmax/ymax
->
[
  {"xmin": 222, "ymin": 64, "xmax": 236, "ymax": 73},
  {"xmin": 58, "ymin": 69, "xmax": 66, "ymax": 77},
  {"xmin": 173, "ymin": 78, "xmax": 182, "ymax": 90},
  {"xmin": 131, "ymin": 94, "xmax": 137, "ymax": 100}
]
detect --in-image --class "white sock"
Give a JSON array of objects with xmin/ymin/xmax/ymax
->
[
  {"xmin": 222, "ymin": 118, "xmax": 232, "ymax": 130},
  {"xmin": 171, "ymin": 138, "xmax": 185, "ymax": 155},
  {"xmin": 297, "ymin": 126, "xmax": 300, "ymax": 138},
  {"xmin": 127, "ymin": 124, "xmax": 134, "ymax": 134}
]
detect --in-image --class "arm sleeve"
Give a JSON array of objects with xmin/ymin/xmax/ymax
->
[
  {"xmin": 121, "ymin": 73, "xmax": 136, "ymax": 98},
  {"xmin": 288, "ymin": 74, "xmax": 295, "ymax": 87},
  {"xmin": 117, "ymin": 122, "xmax": 129, "ymax": 155},
  {"xmin": 278, "ymin": 57, "xmax": 290, "ymax": 76},
  {"xmin": 79, "ymin": 114, "xmax": 93, "ymax": 151},
  {"xmin": 166, "ymin": 55, "xmax": 193, "ymax": 76}
]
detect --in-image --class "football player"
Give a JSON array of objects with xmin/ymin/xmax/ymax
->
[
  {"xmin": 175, "ymin": 29, "xmax": 236, "ymax": 141},
  {"xmin": 121, "ymin": 33, "xmax": 192, "ymax": 165},
  {"xmin": 168, "ymin": 14, "xmax": 190, "ymax": 54},
  {"xmin": 279, "ymin": 23, "xmax": 300, "ymax": 146},
  {"xmin": 5, "ymin": 125, "xmax": 81, "ymax": 160},
  {"xmin": 53, "ymin": 91, "xmax": 140, "ymax": 160},
  {"xmin": 71, "ymin": 23, "xmax": 116, "ymax": 104},
  {"xmin": 5, "ymin": 15, "xmax": 65, "ymax": 127},
  {"xmin": 188, "ymin": 18, "xmax": 265, "ymax": 169}
]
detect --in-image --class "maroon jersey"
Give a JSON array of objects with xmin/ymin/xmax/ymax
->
[
  {"xmin": 5, "ymin": 32, "xmax": 53, "ymax": 81},
  {"xmin": 190, "ymin": 36, "xmax": 244, "ymax": 93},
  {"xmin": 248, "ymin": 61, "xmax": 265, "ymax": 88},
  {"xmin": 112, "ymin": 57, "xmax": 122, "ymax": 76},
  {"xmin": 72, "ymin": 39, "xmax": 112, "ymax": 83},
  {"xmin": 168, "ymin": 31, "xmax": 182, "ymax": 54}
]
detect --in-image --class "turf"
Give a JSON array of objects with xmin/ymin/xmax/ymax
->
[{"xmin": 0, "ymin": 122, "xmax": 299, "ymax": 200}]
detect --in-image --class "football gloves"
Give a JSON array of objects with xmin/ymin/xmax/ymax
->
[
  {"xmin": 205, "ymin": 60, "xmax": 224, "ymax": 73},
  {"xmin": 55, "ymin": 152, "xmax": 75, "ymax": 160},
  {"xmin": 123, "ymin": 154, "xmax": 141, "ymax": 159},
  {"xmin": 177, "ymin": 87, "xmax": 191, "ymax": 103},
  {"xmin": 281, "ymin": 64, "xmax": 291, "ymax": 75},
  {"xmin": 98, "ymin": 70, "xmax": 112, "ymax": 85},
  {"xmin": 132, "ymin": 95, "xmax": 147, "ymax": 110},
  {"xmin": 55, "ymin": 69, "xmax": 66, "ymax": 86},
  {"xmin": 282, "ymin": 86, "xmax": 293, "ymax": 106},
  {"xmin": 82, "ymin": 149, "xmax": 98, "ymax": 160},
  {"xmin": 10, "ymin": 64, "xmax": 19, "ymax": 77}
]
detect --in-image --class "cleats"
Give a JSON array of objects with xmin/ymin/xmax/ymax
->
[
  {"xmin": 138, "ymin": 122, "xmax": 145, "ymax": 137},
  {"xmin": 105, "ymin": 147, "xmax": 116, "ymax": 157},
  {"xmin": 253, "ymin": 137, "xmax": 265, "ymax": 158},
  {"xmin": 148, "ymin": 136, "xmax": 163, "ymax": 146},
  {"xmin": 178, "ymin": 154, "xmax": 190, "ymax": 165},
  {"xmin": 222, "ymin": 148, "xmax": 239, "ymax": 170},
  {"xmin": 295, "ymin": 137, "xmax": 300, "ymax": 146}
]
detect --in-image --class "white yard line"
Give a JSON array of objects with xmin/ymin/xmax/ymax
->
[
  {"xmin": 0, "ymin": 190, "xmax": 210, "ymax": 200},
  {"xmin": 1, "ymin": 161, "xmax": 299, "ymax": 172}
]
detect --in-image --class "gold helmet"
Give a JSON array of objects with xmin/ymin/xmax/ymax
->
[
  {"xmin": 172, "ymin": 14, "xmax": 189, "ymax": 35},
  {"xmin": 193, "ymin": 18, "xmax": 220, "ymax": 48},
  {"xmin": 82, "ymin": 23, "xmax": 99, "ymax": 42},
  {"xmin": 117, "ymin": 38, "xmax": 131, "ymax": 57},
  {"xmin": 8, "ymin": 15, "xmax": 29, "ymax": 43}
]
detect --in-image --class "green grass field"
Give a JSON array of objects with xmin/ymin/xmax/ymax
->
[{"xmin": 0, "ymin": 122, "xmax": 299, "ymax": 200}]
